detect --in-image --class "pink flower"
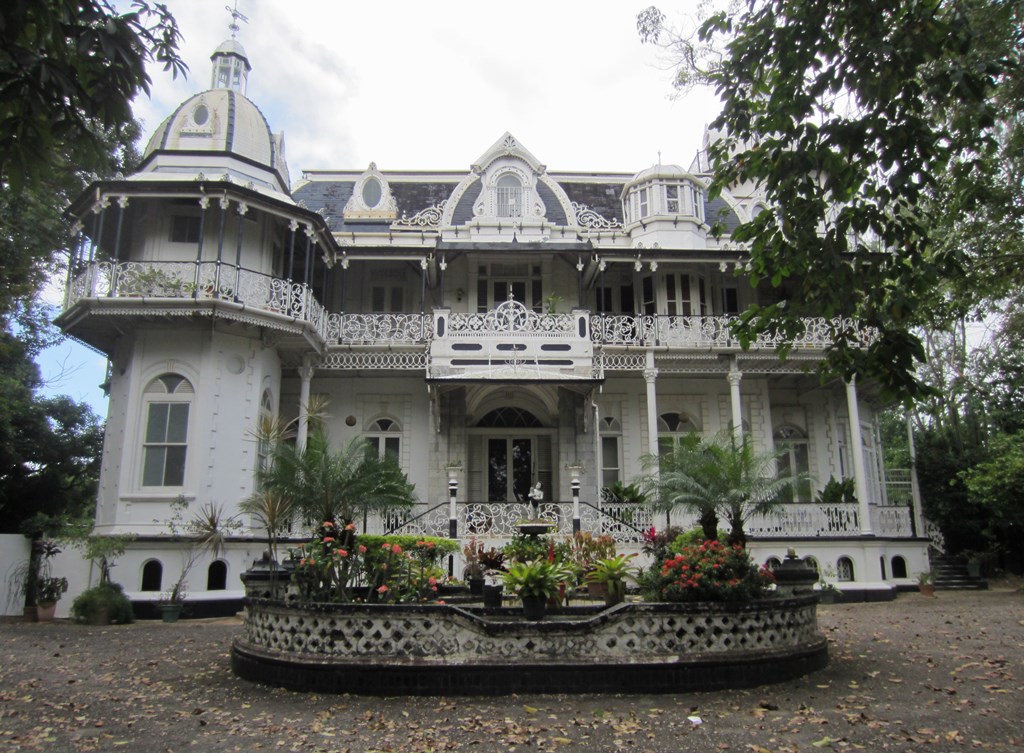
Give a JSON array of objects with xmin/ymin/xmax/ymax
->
[
  {"xmin": 428, "ymin": 576, "xmax": 437, "ymax": 586},
  {"xmin": 377, "ymin": 585, "xmax": 388, "ymax": 594},
  {"xmin": 322, "ymin": 521, "xmax": 334, "ymax": 528},
  {"xmin": 345, "ymin": 523, "xmax": 356, "ymax": 531},
  {"xmin": 338, "ymin": 549, "xmax": 349, "ymax": 558},
  {"xmin": 391, "ymin": 544, "xmax": 403, "ymax": 555},
  {"xmin": 322, "ymin": 536, "xmax": 335, "ymax": 543},
  {"xmin": 358, "ymin": 545, "xmax": 367, "ymax": 554}
]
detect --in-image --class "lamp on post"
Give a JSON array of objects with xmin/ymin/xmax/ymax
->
[{"xmin": 568, "ymin": 464, "xmax": 583, "ymax": 534}]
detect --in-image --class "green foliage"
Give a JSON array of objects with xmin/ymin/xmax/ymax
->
[
  {"xmin": 502, "ymin": 533, "xmax": 553, "ymax": 564},
  {"xmin": 0, "ymin": 0, "xmax": 186, "ymax": 192},
  {"xmin": 562, "ymin": 531, "xmax": 617, "ymax": 574},
  {"xmin": 37, "ymin": 576, "xmax": 68, "ymax": 604},
  {"xmin": 290, "ymin": 526, "xmax": 455, "ymax": 604},
  {"xmin": 640, "ymin": 1, "xmax": 1023, "ymax": 399},
  {"xmin": 962, "ymin": 431, "xmax": 1024, "ymax": 535},
  {"xmin": 257, "ymin": 421, "xmax": 416, "ymax": 528},
  {"xmin": 644, "ymin": 431, "xmax": 808, "ymax": 547},
  {"xmin": 600, "ymin": 480, "xmax": 648, "ymax": 505},
  {"xmin": 642, "ymin": 540, "xmax": 775, "ymax": 603},
  {"xmin": 70, "ymin": 581, "xmax": 134, "ymax": 625},
  {"xmin": 502, "ymin": 559, "xmax": 570, "ymax": 601},
  {"xmin": 669, "ymin": 527, "xmax": 729, "ymax": 553},
  {"xmin": 815, "ymin": 477, "xmax": 856, "ymax": 506}
]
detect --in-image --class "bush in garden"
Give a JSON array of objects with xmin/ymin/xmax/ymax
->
[
  {"xmin": 290, "ymin": 525, "xmax": 457, "ymax": 603},
  {"xmin": 642, "ymin": 540, "xmax": 775, "ymax": 603}
]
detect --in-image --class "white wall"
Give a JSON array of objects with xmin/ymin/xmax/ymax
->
[{"xmin": 0, "ymin": 535, "xmax": 31, "ymax": 616}]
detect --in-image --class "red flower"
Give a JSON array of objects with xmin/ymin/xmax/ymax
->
[
  {"xmin": 377, "ymin": 585, "xmax": 388, "ymax": 594},
  {"xmin": 322, "ymin": 536, "xmax": 335, "ymax": 543}
]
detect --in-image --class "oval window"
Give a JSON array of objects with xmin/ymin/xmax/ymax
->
[
  {"xmin": 362, "ymin": 177, "xmax": 382, "ymax": 208},
  {"xmin": 193, "ymin": 104, "xmax": 209, "ymax": 126}
]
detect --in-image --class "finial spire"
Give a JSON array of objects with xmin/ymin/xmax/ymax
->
[{"xmin": 226, "ymin": 1, "xmax": 249, "ymax": 39}]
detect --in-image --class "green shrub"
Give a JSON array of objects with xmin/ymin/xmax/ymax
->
[
  {"xmin": 669, "ymin": 527, "xmax": 730, "ymax": 554},
  {"xmin": 70, "ymin": 582, "xmax": 134, "ymax": 624}
]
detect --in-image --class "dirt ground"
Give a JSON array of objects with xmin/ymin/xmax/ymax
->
[{"xmin": 1, "ymin": 585, "xmax": 1022, "ymax": 753}]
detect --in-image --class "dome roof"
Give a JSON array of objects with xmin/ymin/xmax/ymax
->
[
  {"xmin": 626, "ymin": 163, "xmax": 699, "ymax": 187},
  {"xmin": 211, "ymin": 37, "xmax": 250, "ymax": 61},
  {"xmin": 142, "ymin": 88, "xmax": 290, "ymax": 191}
]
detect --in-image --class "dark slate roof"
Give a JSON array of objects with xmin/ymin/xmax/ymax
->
[
  {"xmin": 705, "ymin": 196, "xmax": 742, "ymax": 235},
  {"xmin": 451, "ymin": 178, "xmax": 480, "ymax": 224},
  {"xmin": 292, "ymin": 181, "xmax": 353, "ymax": 231},
  {"xmin": 535, "ymin": 181, "xmax": 568, "ymax": 225},
  {"xmin": 558, "ymin": 181, "xmax": 625, "ymax": 225}
]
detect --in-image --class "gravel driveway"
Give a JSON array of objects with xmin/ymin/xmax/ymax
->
[{"xmin": 1, "ymin": 585, "xmax": 1021, "ymax": 752}]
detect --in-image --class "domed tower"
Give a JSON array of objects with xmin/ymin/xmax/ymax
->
[{"xmin": 56, "ymin": 13, "xmax": 337, "ymax": 614}]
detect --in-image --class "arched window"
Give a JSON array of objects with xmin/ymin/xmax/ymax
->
[
  {"xmin": 775, "ymin": 425, "xmax": 812, "ymax": 503},
  {"xmin": 206, "ymin": 561, "xmax": 228, "ymax": 591},
  {"xmin": 802, "ymin": 556, "xmax": 820, "ymax": 575},
  {"xmin": 837, "ymin": 556, "xmax": 855, "ymax": 582},
  {"xmin": 891, "ymin": 555, "xmax": 908, "ymax": 579},
  {"xmin": 496, "ymin": 174, "xmax": 523, "ymax": 218},
  {"xmin": 476, "ymin": 407, "xmax": 543, "ymax": 428},
  {"xmin": 141, "ymin": 374, "xmax": 193, "ymax": 487},
  {"xmin": 599, "ymin": 416, "xmax": 622, "ymax": 488},
  {"xmin": 366, "ymin": 417, "xmax": 401, "ymax": 463},
  {"xmin": 764, "ymin": 557, "xmax": 782, "ymax": 571},
  {"xmin": 657, "ymin": 412, "xmax": 700, "ymax": 455},
  {"xmin": 141, "ymin": 560, "xmax": 163, "ymax": 591}
]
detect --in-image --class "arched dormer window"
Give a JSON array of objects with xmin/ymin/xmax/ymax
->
[
  {"xmin": 141, "ymin": 374, "xmax": 194, "ymax": 487},
  {"xmin": 496, "ymin": 174, "xmax": 523, "ymax": 218}
]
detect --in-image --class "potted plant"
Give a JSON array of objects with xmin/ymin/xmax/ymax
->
[
  {"xmin": 585, "ymin": 554, "xmax": 637, "ymax": 606},
  {"xmin": 463, "ymin": 538, "xmax": 485, "ymax": 595},
  {"xmin": 479, "ymin": 547, "xmax": 506, "ymax": 607},
  {"xmin": 917, "ymin": 570, "xmax": 935, "ymax": 597},
  {"xmin": 816, "ymin": 564, "xmax": 841, "ymax": 604},
  {"xmin": 35, "ymin": 576, "xmax": 69, "ymax": 621},
  {"xmin": 503, "ymin": 560, "xmax": 562, "ymax": 620}
]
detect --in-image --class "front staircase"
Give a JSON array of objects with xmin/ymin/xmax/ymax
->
[{"xmin": 930, "ymin": 553, "xmax": 989, "ymax": 590}]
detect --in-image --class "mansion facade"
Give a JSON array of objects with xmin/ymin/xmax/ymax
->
[{"xmin": 55, "ymin": 35, "xmax": 929, "ymax": 607}]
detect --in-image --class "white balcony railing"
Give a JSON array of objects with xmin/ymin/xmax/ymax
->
[
  {"xmin": 65, "ymin": 262, "xmax": 874, "ymax": 355},
  {"xmin": 65, "ymin": 260, "xmax": 329, "ymax": 339}
]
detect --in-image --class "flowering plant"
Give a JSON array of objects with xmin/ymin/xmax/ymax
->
[
  {"xmin": 643, "ymin": 540, "xmax": 775, "ymax": 603},
  {"xmin": 291, "ymin": 520, "xmax": 360, "ymax": 602}
]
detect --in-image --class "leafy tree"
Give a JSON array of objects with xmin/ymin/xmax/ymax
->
[
  {"xmin": 639, "ymin": 1, "xmax": 1022, "ymax": 399},
  {"xmin": 0, "ymin": 328, "xmax": 103, "ymax": 536},
  {"xmin": 0, "ymin": 0, "xmax": 185, "ymax": 192},
  {"xmin": 644, "ymin": 431, "xmax": 806, "ymax": 548},
  {"xmin": 962, "ymin": 431, "xmax": 1024, "ymax": 550}
]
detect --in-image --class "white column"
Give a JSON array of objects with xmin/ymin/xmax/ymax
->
[
  {"xmin": 296, "ymin": 359, "xmax": 315, "ymax": 450},
  {"xmin": 845, "ymin": 378, "xmax": 874, "ymax": 535},
  {"xmin": 906, "ymin": 413, "xmax": 926, "ymax": 537},
  {"xmin": 727, "ymin": 358, "xmax": 743, "ymax": 443},
  {"xmin": 643, "ymin": 351, "xmax": 659, "ymax": 456}
]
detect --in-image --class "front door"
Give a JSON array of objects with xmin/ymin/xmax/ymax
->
[{"xmin": 487, "ymin": 437, "xmax": 533, "ymax": 502}]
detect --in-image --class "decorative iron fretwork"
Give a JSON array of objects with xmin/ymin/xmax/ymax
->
[
  {"xmin": 449, "ymin": 298, "xmax": 575, "ymax": 338},
  {"xmin": 392, "ymin": 200, "xmax": 448, "ymax": 229},
  {"xmin": 571, "ymin": 201, "xmax": 623, "ymax": 231},
  {"xmin": 325, "ymin": 313, "xmax": 431, "ymax": 345},
  {"xmin": 319, "ymin": 351, "xmax": 427, "ymax": 370}
]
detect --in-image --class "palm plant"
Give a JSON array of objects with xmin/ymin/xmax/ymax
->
[
  {"xmin": 238, "ymin": 489, "xmax": 295, "ymax": 563},
  {"xmin": 256, "ymin": 419, "xmax": 416, "ymax": 529},
  {"xmin": 643, "ymin": 431, "xmax": 808, "ymax": 548}
]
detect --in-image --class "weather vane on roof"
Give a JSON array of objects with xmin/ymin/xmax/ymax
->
[{"xmin": 226, "ymin": 1, "xmax": 249, "ymax": 39}]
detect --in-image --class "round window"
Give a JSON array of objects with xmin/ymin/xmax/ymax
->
[
  {"xmin": 193, "ymin": 104, "xmax": 210, "ymax": 127},
  {"xmin": 361, "ymin": 177, "xmax": 382, "ymax": 208}
]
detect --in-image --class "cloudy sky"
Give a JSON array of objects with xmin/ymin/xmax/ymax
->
[{"xmin": 40, "ymin": 0, "xmax": 719, "ymax": 417}]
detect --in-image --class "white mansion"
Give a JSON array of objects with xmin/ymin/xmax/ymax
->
[{"xmin": 56, "ymin": 35, "xmax": 929, "ymax": 607}]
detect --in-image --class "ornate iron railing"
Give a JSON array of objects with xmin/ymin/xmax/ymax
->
[
  {"xmin": 324, "ymin": 312, "xmax": 431, "ymax": 346},
  {"xmin": 674, "ymin": 503, "xmax": 913, "ymax": 539},
  {"xmin": 64, "ymin": 260, "xmax": 330, "ymax": 339},
  {"xmin": 447, "ymin": 299, "xmax": 578, "ymax": 339},
  {"xmin": 590, "ymin": 314, "xmax": 876, "ymax": 350}
]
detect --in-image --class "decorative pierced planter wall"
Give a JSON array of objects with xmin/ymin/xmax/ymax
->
[{"xmin": 232, "ymin": 595, "xmax": 828, "ymax": 695}]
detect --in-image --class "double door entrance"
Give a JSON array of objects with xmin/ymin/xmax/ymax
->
[{"xmin": 469, "ymin": 433, "xmax": 553, "ymax": 503}]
